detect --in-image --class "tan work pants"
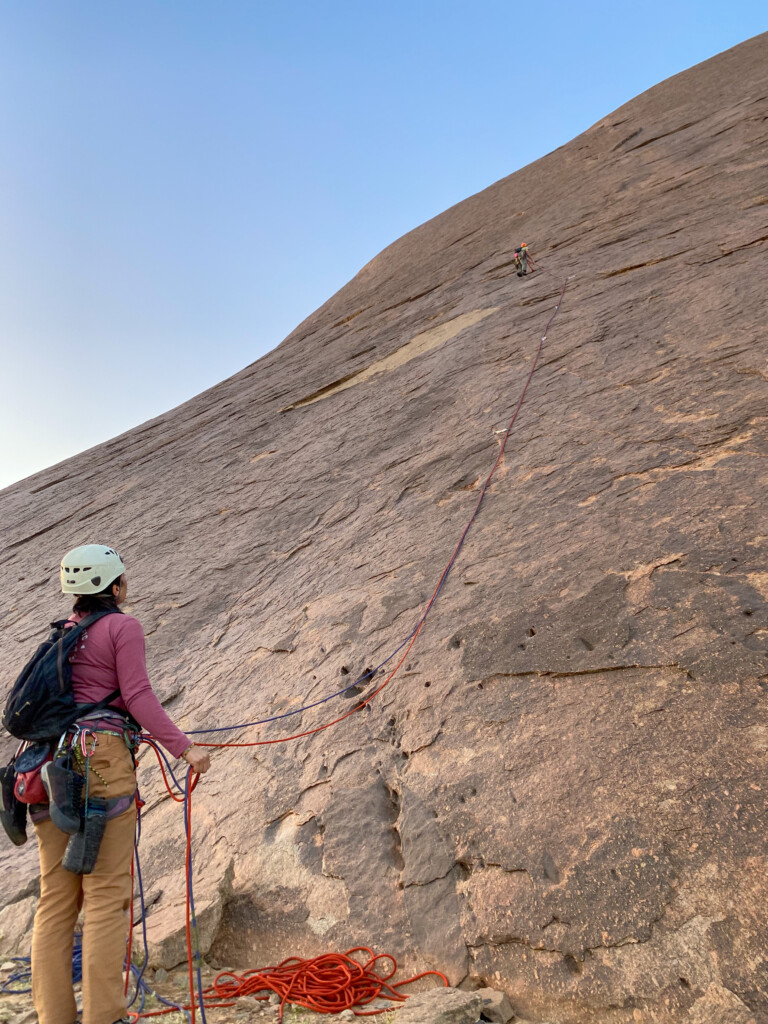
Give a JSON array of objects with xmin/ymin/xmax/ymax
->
[{"xmin": 32, "ymin": 733, "xmax": 137, "ymax": 1024}]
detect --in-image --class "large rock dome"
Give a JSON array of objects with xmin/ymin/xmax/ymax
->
[{"xmin": 2, "ymin": 31, "xmax": 767, "ymax": 1024}]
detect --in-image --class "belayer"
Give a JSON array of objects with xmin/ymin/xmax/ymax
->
[{"xmin": 1, "ymin": 545, "xmax": 211, "ymax": 1024}]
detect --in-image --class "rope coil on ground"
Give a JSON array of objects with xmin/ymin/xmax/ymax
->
[{"xmin": 207, "ymin": 950, "xmax": 448, "ymax": 1019}]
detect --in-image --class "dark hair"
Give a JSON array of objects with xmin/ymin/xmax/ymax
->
[{"xmin": 72, "ymin": 575, "xmax": 123, "ymax": 615}]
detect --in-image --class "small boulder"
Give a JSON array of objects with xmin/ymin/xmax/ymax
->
[
  {"xmin": 476, "ymin": 986, "xmax": 515, "ymax": 1023},
  {"xmin": 394, "ymin": 986, "xmax": 483, "ymax": 1024}
]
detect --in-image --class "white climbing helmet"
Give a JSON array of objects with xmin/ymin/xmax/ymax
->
[{"xmin": 60, "ymin": 544, "xmax": 125, "ymax": 594}]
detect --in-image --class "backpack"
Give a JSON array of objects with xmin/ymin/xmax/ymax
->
[{"xmin": 2, "ymin": 609, "xmax": 122, "ymax": 742}]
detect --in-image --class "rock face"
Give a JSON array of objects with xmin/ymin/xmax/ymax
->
[{"xmin": 1, "ymin": 32, "xmax": 767, "ymax": 1024}]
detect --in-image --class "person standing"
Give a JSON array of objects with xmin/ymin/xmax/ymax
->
[{"xmin": 31, "ymin": 544, "xmax": 210, "ymax": 1024}]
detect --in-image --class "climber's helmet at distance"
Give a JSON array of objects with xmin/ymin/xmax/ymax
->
[{"xmin": 60, "ymin": 544, "xmax": 125, "ymax": 594}]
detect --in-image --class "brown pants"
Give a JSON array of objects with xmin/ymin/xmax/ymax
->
[{"xmin": 32, "ymin": 733, "xmax": 137, "ymax": 1024}]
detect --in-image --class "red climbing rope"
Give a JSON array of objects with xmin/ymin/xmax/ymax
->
[
  {"xmin": 209, "ymin": 949, "xmax": 449, "ymax": 1019},
  {"xmin": 132, "ymin": 282, "xmax": 569, "ymax": 1022},
  {"xmin": 193, "ymin": 278, "xmax": 569, "ymax": 751},
  {"xmin": 129, "ymin": 949, "xmax": 448, "ymax": 1021}
]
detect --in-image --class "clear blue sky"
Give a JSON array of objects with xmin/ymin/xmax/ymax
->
[{"xmin": 1, "ymin": 2, "xmax": 765, "ymax": 490}]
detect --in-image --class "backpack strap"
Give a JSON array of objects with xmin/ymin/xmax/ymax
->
[
  {"xmin": 60, "ymin": 609, "xmax": 129, "ymax": 729},
  {"xmin": 74, "ymin": 688, "xmax": 123, "ymax": 719},
  {"xmin": 70, "ymin": 689, "xmax": 143, "ymax": 734},
  {"xmin": 74, "ymin": 608, "xmax": 123, "ymax": 631},
  {"xmin": 50, "ymin": 606, "xmax": 121, "ymax": 637},
  {"xmin": 55, "ymin": 607, "xmax": 122, "ymax": 696}
]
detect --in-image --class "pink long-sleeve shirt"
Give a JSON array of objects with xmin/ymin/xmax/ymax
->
[{"xmin": 68, "ymin": 611, "xmax": 190, "ymax": 758}]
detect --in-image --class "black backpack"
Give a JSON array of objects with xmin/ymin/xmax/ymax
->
[{"xmin": 2, "ymin": 609, "xmax": 123, "ymax": 742}]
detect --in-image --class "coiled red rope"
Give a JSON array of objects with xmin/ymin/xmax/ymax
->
[{"xmin": 210, "ymin": 949, "xmax": 449, "ymax": 1019}]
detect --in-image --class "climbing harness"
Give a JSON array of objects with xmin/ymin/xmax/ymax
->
[{"xmin": 33, "ymin": 722, "xmax": 141, "ymax": 873}]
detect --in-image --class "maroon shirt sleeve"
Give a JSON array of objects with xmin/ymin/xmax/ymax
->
[{"xmin": 112, "ymin": 616, "xmax": 191, "ymax": 759}]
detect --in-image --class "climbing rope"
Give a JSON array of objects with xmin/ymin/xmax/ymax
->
[
  {"xmin": 177, "ymin": 277, "xmax": 569, "ymax": 750},
  {"xmin": 206, "ymin": 949, "xmax": 448, "ymax": 1018},
  {"xmin": 122, "ymin": 280, "xmax": 569, "ymax": 1022},
  {"xmin": 1, "ymin": 934, "xmax": 83, "ymax": 995},
  {"xmin": 16, "ymin": 282, "xmax": 568, "ymax": 1020}
]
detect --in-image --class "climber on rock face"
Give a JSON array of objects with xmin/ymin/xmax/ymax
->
[{"xmin": 514, "ymin": 243, "xmax": 529, "ymax": 277}]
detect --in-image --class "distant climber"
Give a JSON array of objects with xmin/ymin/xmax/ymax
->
[{"xmin": 514, "ymin": 243, "xmax": 534, "ymax": 277}]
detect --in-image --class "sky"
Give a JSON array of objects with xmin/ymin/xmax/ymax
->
[{"xmin": 0, "ymin": 2, "xmax": 765, "ymax": 491}]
